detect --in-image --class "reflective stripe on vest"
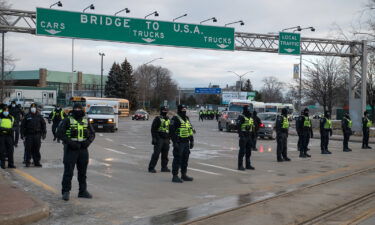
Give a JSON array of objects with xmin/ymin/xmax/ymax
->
[
  {"xmin": 324, "ymin": 118, "xmax": 332, "ymax": 129},
  {"xmin": 158, "ymin": 117, "xmax": 170, "ymax": 133},
  {"xmin": 366, "ymin": 118, "xmax": 373, "ymax": 128},
  {"xmin": 240, "ymin": 116, "xmax": 254, "ymax": 132},
  {"xmin": 346, "ymin": 118, "xmax": 352, "ymax": 128},
  {"xmin": 52, "ymin": 110, "xmax": 64, "ymax": 120},
  {"xmin": 282, "ymin": 116, "xmax": 289, "ymax": 129},
  {"xmin": 177, "ymin": 116, "xmax": 193, "ymax": 138},
  {"xmin": 304, "ymin": 116, "xmax": 311, "ymax": 127},
  {"xmin": 66, "ymin": 117, "xmax": 88, "ymax": 142}
]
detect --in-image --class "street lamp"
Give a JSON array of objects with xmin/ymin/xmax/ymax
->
[
  {"xmin": 99, "ymin": 52, "xmax": 105, "ymax": 98},
  {"xmin": 291, "ymin": 26, "xmax": 316, "ymax": 111},
  {"xmin": 173, "ymin": 13, "xmax": 188, "ymax": 22},
  {"xmin": 50, "ymin": 1, "xmax": 63, "ymax": 8},
  {"xmin": 115, "ymin": 8, "xmax": 130, "ymax": 16},
  {"xmin": 354, "ymin": 32, "xmax": 375, "ymax": 38},
  {"xmin": 83, "ymin": 4, "xmax": 95, "ymax": 12},
  {"xmin": 282, "ymin": 26, "xmax": 301, "ymax": 32},
  {"xmin": 142, "ymin": 57, "xmax": 163, "ymax": 108},
  {"xmin": 200, "ymin": 17, "xmax": 217, "ymax": 24},
  {"xmin": 225, "ymin": 20, "xmax": 244, "ymax": 27},
  {"xmin": 227, "ymin": 70, "xmax": 254, "ymax": 97},
  {"xmin": 145, "ymin": 11, "xmax": 159, "ymax": 19}
]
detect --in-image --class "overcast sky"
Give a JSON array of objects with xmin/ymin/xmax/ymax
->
[{"xmin": 5, "ymin": 0, "xmax": 373, "ymax": 89}]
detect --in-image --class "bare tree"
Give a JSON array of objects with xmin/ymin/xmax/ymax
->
[
  {"xmin": 260, "ymin": 76, "xmax": 284, "ymax": 103},
  {"xmin": 303, "ymin": 57, "xmax": 346, "ymax": 113}
]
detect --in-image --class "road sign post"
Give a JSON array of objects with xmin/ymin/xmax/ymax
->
[
  {"xmin": 278, "ymin": 32, "xmax": 300, "ymax": 55},
  {"xmin": 36, "ymin": 8, "xmax": 235, "ymax": 51}
]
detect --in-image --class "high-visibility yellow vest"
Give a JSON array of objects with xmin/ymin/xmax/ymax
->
[
  {"xmin": 324, "ymin": 118, "xmax": 332, "ymax": 129},
  {"xmin": 346, "ymin": 118, "xmax": 352, "ymax": 128},
  {"xmin": 240, "ymin": 116, "xmax": 254, "ymax": 132},
  {"xmin": 304, "ymin": 116, "xmax": 311, "ymax": 127},
  {"xmin": 366, "ymin": 118, "xmax": 372, "ymax": 128},
  {"xmin": 158, "ymin": 117, "xmax": 170, "ymax": 133},
  {"xmin": 282, "ymin": 116, "xmax": 289, "ymax": 129},
  {"xmin": 52, "ymin": 110, "xmax": 65, "ymax": 120},
  {"xmin": 0, "ymin": 116, "xmax": 14, "ymax": 134},
  {"xmin": 66, "ymin": 117, "xmax": 88, "ymax": 142},
  {"xmin": 176, "ymin": 116, "xmax": 193, "ymax": 138}
]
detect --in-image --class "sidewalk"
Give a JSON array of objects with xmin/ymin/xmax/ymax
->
[{"xmin": 0, "ymin": 171, "xmax": 49, "ymax": 225}]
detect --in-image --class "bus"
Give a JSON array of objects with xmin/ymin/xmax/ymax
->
[
  {"xmin": 69, "ymin": 97, "xmax": 129, "ymax": 116},
  {"xmin": 228, "ymin": 99, "xmax": 254, "ymax": 112},
  {"xmin": 252, "ymin": 101, "xmax": 265, "ymax": 113}
]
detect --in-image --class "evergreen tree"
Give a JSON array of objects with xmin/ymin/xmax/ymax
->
[
  {"xmin": 242, "ymin": 79, "xmax": 253, "ymax": 92},
  {"xmin": 105, "ymin": 62, "xmax": 121, "ymax": 97},
  {"xmin": 120, "ymin": 58, "xmax": 138, "ymax": 110}
]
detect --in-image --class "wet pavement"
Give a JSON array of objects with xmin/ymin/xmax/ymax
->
[{"xmin": 4, "ymin": 112, "xmax": 375, "ymax": 225}]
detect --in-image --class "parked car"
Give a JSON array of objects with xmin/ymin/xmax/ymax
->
[
  {"xmin": 41, "ymin": 105, "xmax": 55, "ymax": 119},
  {"xmin": 218, "ymin": 111, "xmax": 240, "ymax": 132},
  {"xmin": 312, "ymin": 112, "xmax": 324, "ymax": 119},
  {"xmin": 132, "ymin": 110, "xmax": 149, "ymax": 120},
  {"xmin": 257, "ymin": 112, "xmax": 279, "ymax": 139},
  {"xmin": 292, "ymin": 112, "xmax": 300, "ymax": 121}
]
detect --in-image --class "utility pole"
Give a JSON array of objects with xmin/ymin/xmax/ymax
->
[
  {"xmin": 1, "ymin": 32, "xmax": 4, "ymax": 103},
  {"xmin": 99, "ymin": 52, "xmax": 105, "ymax": 97}
]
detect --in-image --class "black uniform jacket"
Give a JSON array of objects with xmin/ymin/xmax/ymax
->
[{"xmin": 21, "ymin": 112, "xmax": 46, "ymax": 137}]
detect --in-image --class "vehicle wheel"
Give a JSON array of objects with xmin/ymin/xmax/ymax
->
[
  {"xmin": 218, "ymin": 122, "xmax": 223, "ymax": 131},
  {"xmin": 111, "ymin": 129, "xmax": 115, "ymax": 133},
  {"xmin": 225, "ymin": 124, "xmax": 231, "ymax": 132},
  {"xmin": 260, "ymin": 136, "xmax": 265, "ymax": 139},
  {"xmin": 132, "ymin": 118, "xmax": 134, "ymax": 120},
  {"xmin": 269, "ymin": 130, "xmax": 276, "ymax": 140}
]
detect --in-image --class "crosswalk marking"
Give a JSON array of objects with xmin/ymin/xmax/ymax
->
[
  {"xmin": 189, "ymin": 167, "xmax": 222, "ymax": 176},
  {"xmin": 122, "ymin": 144, "xmax": 136, "ymax": 149},
  {"xmin": 198, "ymin": 163, "xmax": 246, "ymax": 173}
]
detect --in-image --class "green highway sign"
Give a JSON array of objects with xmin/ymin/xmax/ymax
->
[
  {"xmin": 36, "ymin": 8, "xmax": 235, "ymax": 51},
  {"xmin": 278, "ymin": 32, "xmax": 301, "ymax": 55}
]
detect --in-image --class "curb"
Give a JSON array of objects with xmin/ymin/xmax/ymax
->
[{"xmin": 0, "ymin": 172, "xmax": 50, "ymax": 225}]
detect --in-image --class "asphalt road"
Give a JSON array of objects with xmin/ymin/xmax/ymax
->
[{"xmin": 4, "ymin": 112, "xmax": 375, "ymax": 225}]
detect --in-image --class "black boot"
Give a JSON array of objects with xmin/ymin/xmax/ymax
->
[
  {"xmin": 325, "ymin": 150, "xmax": 332, "ymax": 154},
  {"xmin": 277, "ymin": 157, "xmax": 284, "ymax": 162},
  {"xmin": 305, "ymin": 151, "xmax": 311, "ymax": 157},
  {"xmin": 299, "ymin": 151, "xmax": 306, "ymax": 158},
  {"xmin": 367, "ymin": 145, "xmax": 372, "ymax": 149},
  {"xmin": 34, "ymin": 162, "xmax": 42, "ymax": 167},
  {"xmin": 283, "ymin": 157, "xmax": 291, "ymax": 161},
  {"xmin": 246, "ymin": 165, "xmax": 255, "ymax": 170},
  {"xmin": 148, "ymin": 168, "xmax": 156, "ymax": 173},
  {"xmin": 62, "ymin": 192, "xmax": 70, "ymax": 201},
  {"xmin": 172, "ymin": 175, "xmax": 183, "ymax": 183},
  {"xmin": 362, "ymin": 145, "xmax": 366, "ymax": 149},
  {"xmin": 161, "ymin": 167, "xmax": 171, "ymax": 172},
  {"xmin": 78, "ymin": 190, "xmax": 93, "ymax": 199},
  {"xmin": 238, "ymin": 166, "xmax": 245, "ymax": 171},
  {"xmin": 1, "ymin": 162, "xmax": 5, "ymax": 169},
  {"xmin": 181, "ymin": 174, "xmax": 193, "ymax": 181}
]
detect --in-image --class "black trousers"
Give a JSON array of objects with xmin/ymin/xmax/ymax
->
[
  {"xmin": 199, "ymin": 115, "xmax": 204, "ymax": 121},
  {"xmin": 61, "ymin": 144, "xmax": 89, "ymax": 194},
  {"xmin": 252, "ymin": 132, "xmax": 258, "ymax": 150},
  {"xmin": 321, "ymin": 131, "xmax": 330, "ymax": 152},
  {"xmin": 297, "ymin": 133, "xmax": 302, "ymax": 151},
  {"xmin": 363, "ymin": 128, "xmax": 370, "ymax": 147},
  {"xmin": 343, "ymin": 132, "xmax": 351, "ymax": 150},
  {"xmin": 172, "ymin": 142, "xmax": 190, "ymax": 176},
  {"xmin": 0, "ymin": 135, "xmax": 14, "ymax": 166},
  {"xmin": 52, "ymin": 121, "xmax": 61, "ymax": 139},
  {"xmin": 301, "ymin": 132, "xmax": 310, "ymax": 152},
  {"xmin": 276, "ymin": 132, "xmax": 288, "ymax": 159},
  {"xmin": 238, "ymin": 136, "xmax": 252, "ymax": 168},
  {"xmin": 148, "ymin": 138, "xmax": 170, "ymax": 170},
  {"xmin": 25, "ymin": 134, "xmax": 42, "ymax": 164},
  {"xmin": 13, "ymin": 123, "xmax": 20, "ymax": 145}
]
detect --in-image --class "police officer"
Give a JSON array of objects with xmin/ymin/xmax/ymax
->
[
  {"xmin": 170, "ymin": 104, "xmax": 194, "ymax": 183},
  {"xmin": 148, "ymin": 106, "xmax": 171, "ymax": 173},
  {"xmin": 199, "ymin": 110, "xmax": 204, "ymax": 122},
  {"xmin": 49, "ymin": 105, "xmax": 66, "ymax": 143},
  {"xmin": 299, "ymin": 108, "xmax": 313, "ymax": 158},
  {"xmin": 0, "ymin": 105, "xmax": 15, "ymax": 169},
  {"xmin": 276, "ymin": 108, "xmax": 290, "ymax": 162},
  {"xmin": 9, "ymin": 101, "xmax": 24, "ymax": 147},
  {"xmin": 342, "ymin": 113, "xmax": 353, "ymax": 152},
  {"xmin": 21, "ymin": 103, "xmax": 46, "ymax": 167},
  {"xmin": 320, "ymin": 111, "xmax": 333, "ymax": 154},
  {"xmin": 252, "ymin": 111, "xmax": 261, "ymax": 151},
  {"xmin": 296, "ymin": 110, "xmax": 303, "ymax": 153},
  {"xmin": 58, "ymin": 104, "xmax": 95, "ymax": 201},
  {"xmin": 362, "ymin": 111, "xmax": 372, "ymax": 149},
  {"xmin": 237, "ymin": 105, "xmax": 255, "ymax": 170}
]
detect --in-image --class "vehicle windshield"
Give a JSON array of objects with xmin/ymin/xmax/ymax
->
[
  {"xmin": 258, "ymin": 113, "xmax": 277, "ymax": 121},
  {"xmin": 87, "ymin": 106, "xmax": 114, "ymax": 115},
  {"xmin": 227, "ymin": 112, "xmax": 239, "ymax": 119},
  {"xmin": 135, "ymin": 111, "xmax": 147, "ymax": 115},
  {"xmin": 228, "ymin": 104, "xmax": 253, "ymax": 113}
]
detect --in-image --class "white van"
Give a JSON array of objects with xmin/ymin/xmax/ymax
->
[{"xmin": 86, "ymin": 99, "xmax": 120, "ymax": 132}]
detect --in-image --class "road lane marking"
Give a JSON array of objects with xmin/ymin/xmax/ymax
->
[
  {"xmin": 122, "ymin": 144, "xmax": 136, "ymax": 149},
  {"xmin": 189, "ymin": 167, "xmax": 222, "ymax": 176},
  {"xmin": 105, "ymin": 138, "xmax": 113, "ymax": 142},
  {"xmin": 104, "ymin": 148, "xmax": 127, "ymax": 155},
  {"xmin": 198, "ymin": 163, "xmax": 246, "ymax": 173},
  {"xmin": 13, "ymin": 169, "xmax": 59, "ymax": 194}
]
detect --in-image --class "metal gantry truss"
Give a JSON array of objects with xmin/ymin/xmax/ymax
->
[{"xmin": 0, "ymin": 8, "xmax": 369, "ymax": 130}]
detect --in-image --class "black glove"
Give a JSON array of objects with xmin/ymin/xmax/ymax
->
[
  {"xmin": 152, "ymin": 138, "xmax": 157, "ymax": 145},
  {"xmin": 81, "ymin": 140, "xmax": 91, "ymax": 149},
  {"xmin": 48, "ymin": 120, "xmax": 51, "ymax": 124},
  {"xmin": 21, "ymin": 136, "xmax": 24, "ymax": 140},
  {"xmin": 42, "ymin": 133, "xmax": 46, "ymax": 140},
  {"xmin": 68, "ymin": 141, "xmax": 80, "ymax": 150},
  {"xmin": 189, "ymin": 141, "xmax": 194, "ymax": 149}
]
